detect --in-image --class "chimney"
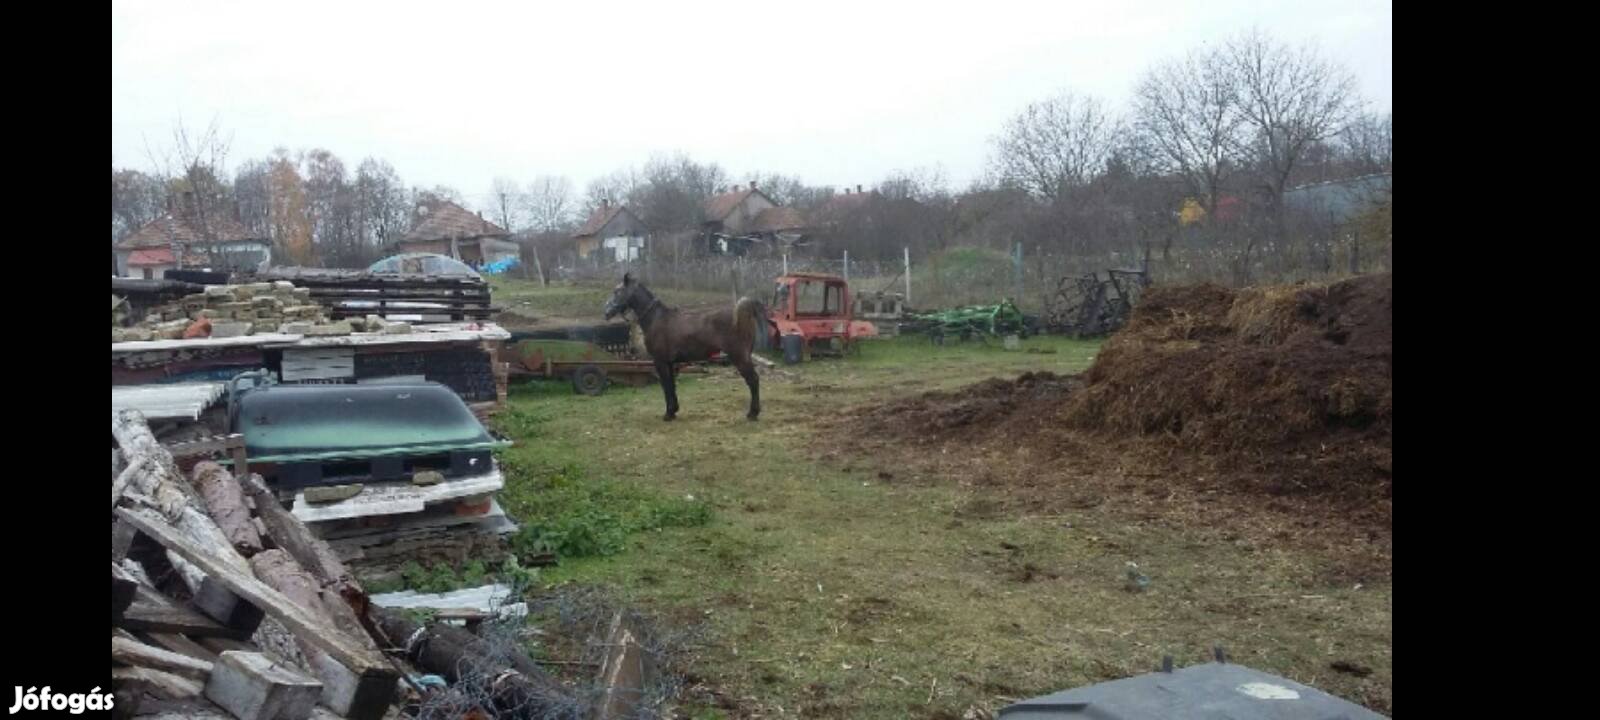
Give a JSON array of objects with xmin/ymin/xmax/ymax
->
[
  {"xmin": 183, "ymin": 191, "xmax": 195, "ymax": 213},
  {"xmin": 166, "ymin": 195, "xmax": 175, "ymax": 212},
  {"xmin": 233, "ymin": 202, "xmax": 242, "ymax": 222},
  {"xmin": 844, "ymin": 187, "xmax": 851, "ymax": 195},
  {"xmin": 602, "ymin": 197, "xmax": 610, "ymax": 209},
  {"xmin": 857, "ymin": 184, "xmax": 864, "ymax": 194},
  {"xmin": 749, "ymin": 181, "xmax": 756, "ymax": 191}
]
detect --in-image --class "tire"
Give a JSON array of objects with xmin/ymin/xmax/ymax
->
[{"xmin": 571, "ymin": 364, "xmax": 609, "ymax": 396}]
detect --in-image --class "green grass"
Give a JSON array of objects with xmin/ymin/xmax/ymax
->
[{"xmin": 490, "ymin": 333, "xmax": 1392, "ymax": 717}]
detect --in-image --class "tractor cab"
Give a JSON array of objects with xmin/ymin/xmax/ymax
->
[{"xmin": 766, "ymin": 273, "xmax": 878, "ymax": 358}]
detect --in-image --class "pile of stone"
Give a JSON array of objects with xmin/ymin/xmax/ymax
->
[{"xmin": 112, "ymin": 282, "xmax": 380, "ymax": 343}]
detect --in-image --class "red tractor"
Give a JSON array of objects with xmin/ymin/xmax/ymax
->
[{"xmin": 763, "ymin": 272, "xmax": 878, "ymax": 361}]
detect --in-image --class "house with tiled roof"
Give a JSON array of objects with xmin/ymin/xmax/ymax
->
[
  {"xmin": 392, "ymin": 201, "xmax": 520, "ymax": 266},
  {"xmin": 701, "ymin": 182, "xmax": 818, "ymax": 255},
  {"xmin": 702, "ymin": 182, "xmax": 779, "ymax": 236},
  {"xmin": 114, "ymin": 192, "xmax": 271, "ymax": 278},
  {"xmin": 572, "ymin": 200, "xmax": 649, "ymax": 261}
]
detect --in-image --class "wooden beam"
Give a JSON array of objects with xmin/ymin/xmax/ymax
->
[
  {"xmin": 205, "ymin": 651, "xmax": 322, "ymax": 720},
  {"xmin": 142, "ymin": 632, "xmax": 220, "ymax": 665},
  {"xmin": 112, "ymin": 634, "xmax": 214, "ymax": 679},
  {"xmin": 113, "ymin": 564, "xmax": 138, "ymax": 623},
  {"xmin": 121, "ymin": 586, "xmax": 249, "ymax": 640},
  {"xmin": 115, "ymin": 506, "xmax": 391, "ymax": 677},
  {"xmin": 111, "ymin": 666, "xmax": 203, "ymax": 701}
]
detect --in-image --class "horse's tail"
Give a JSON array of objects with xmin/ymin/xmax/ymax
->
[{"xmin": 734, "ymin": 296, "xmax": 765, "ymax": 352}]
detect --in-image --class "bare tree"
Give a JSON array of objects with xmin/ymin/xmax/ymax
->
[
  {"xmin": 144, "ymin": 117, "xmax": 236, "ymax": 267},
  {"xmin": 489, "ymin": 177, "xmax": 524, "ymax": 231},
  {"xmin": 990, "ymin": 91, "xmax": 1122, "ymax": 201},
  {"xmin": 1225, "ymin": 30, "xmax": 1360, "ymax": 212},
  {"xmin": 523, "ymin": 175, "xmax": 576, "ymax": 232},
  {"xmin": 583, "ymin": 168, "xmax": 645, "ymax": 216},
  {"xmin": 1132, "ymin": 48, "xmax": 1247, "ymax": 217},
  {"xmin": 1339, "ymin": 111, "xmax": 1392, "ymax": 175}
]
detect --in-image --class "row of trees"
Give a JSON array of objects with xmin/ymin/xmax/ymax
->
[{"xmin": 114, "ymin": 29, "xmax": 1389, "ymax": 282}]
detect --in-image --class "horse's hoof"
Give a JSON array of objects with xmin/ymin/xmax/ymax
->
[
  {"xmin": 747, "ymin": 412, "xmax": 760, "ymax": 421},
  {"xmin": 663, "ymin": 414, "xmax": 676, "ymax": 422}
]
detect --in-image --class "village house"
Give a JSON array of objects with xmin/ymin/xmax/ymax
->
[
  {"xmin": 115, "ymin": 192, "xmax": 271, "ymax": 279},
  {"xmin": 392, "ymin": 201, "xmax": 520, "ymax": 266},
  {"xmin": 572, "ymin": 199, "xmax": 650, "ymax": 262},
  {"xmin": 701, "ymin": 182, "xmax": 811, "ymax": 255}
]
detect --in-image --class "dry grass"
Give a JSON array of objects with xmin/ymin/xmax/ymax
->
[{"xmin": 493, "ymin": 335, "xmax": 1392, "ymax": 718}]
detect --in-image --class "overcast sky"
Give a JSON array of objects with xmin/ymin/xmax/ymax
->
[{"xmin": 112, "ymin": 0, "xmax": 1391, "ymax": 208}]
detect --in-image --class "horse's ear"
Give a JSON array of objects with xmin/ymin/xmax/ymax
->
[{"xmin": 623, "ymin": 273, "xmax": 633, "ymax": 286}]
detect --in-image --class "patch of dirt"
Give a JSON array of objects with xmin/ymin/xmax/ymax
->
[{"xmin": 829, "ymin": 273, "xmax": 1393, "ymax": 537}]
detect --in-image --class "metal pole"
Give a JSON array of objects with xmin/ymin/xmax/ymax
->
[
  {"xmin": 1013, "ymin": 241, "xmax": 1024, "ymax": 304},
  {"xmin": 782, "ymin": 253, "xmax": 788, "ymax": 275},
  {"xmin": 843, "ymin": 250, "xmax": 849, "ymax": 283},
  {"xmin": 903, "ymin": 247, "xmax": 912, "ymax": 307}
]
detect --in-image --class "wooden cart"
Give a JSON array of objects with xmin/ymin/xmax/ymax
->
[{"xmin": 509, "ymin": 339, "xmax": 661, "ymax": 395}]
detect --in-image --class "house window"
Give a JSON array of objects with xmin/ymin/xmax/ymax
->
[{"xmin": 142, "ymin": 268, "xmax": 154, "ymax": 279}]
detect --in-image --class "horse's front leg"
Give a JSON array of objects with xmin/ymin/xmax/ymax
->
[
  {"xmin": 735, "ymin": 357, "xmax": 760, "ymax": 420},
  {"xmin": 656, "ymin": 360, "xmax": 679, "ymax": 421}
]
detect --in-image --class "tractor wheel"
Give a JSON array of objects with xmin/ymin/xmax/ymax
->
[{"xmin": 571, "ymin": 364, "xmax": 609, "ymax": 396}]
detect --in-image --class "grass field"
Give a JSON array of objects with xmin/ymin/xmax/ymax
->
[{"xmin": 470, "ymin": 279, "xmax": 1391, "ymax": 717}]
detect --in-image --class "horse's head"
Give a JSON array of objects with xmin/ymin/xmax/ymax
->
[{"xmin": 604, "ymin": 273, "xmax": 645, "ymax": 320}]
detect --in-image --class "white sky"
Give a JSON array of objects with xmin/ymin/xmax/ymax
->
[{"xmin": 112, "ymin": 0, "xmax": 1391, "ymax": 209}]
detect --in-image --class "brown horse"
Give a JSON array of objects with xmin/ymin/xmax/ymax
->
[{"xmin": 604, "ymin": 274, "xmax": 766, "ymax": 421}]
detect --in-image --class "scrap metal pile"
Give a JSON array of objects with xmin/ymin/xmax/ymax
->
[{"xmin": 1042, "ymin": 269, "xmax": 1150, "ymax": 338}]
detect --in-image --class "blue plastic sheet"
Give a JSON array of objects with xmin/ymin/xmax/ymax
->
[{"xmin": 480, "ymin": 257, "xmax": 519, "ymax": 275}]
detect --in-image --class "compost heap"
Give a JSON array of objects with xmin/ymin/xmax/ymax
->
[{"xmin": 857, "ymin": 273, "xmax": 1392, "ymax": 512}]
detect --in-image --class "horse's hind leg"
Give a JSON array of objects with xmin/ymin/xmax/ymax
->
[
  {"xmin": 656, "ymin": 360, "xmax": 679, "ymax": 421},
  {"xmin": 736, "ymin": 357, "xmax": 760, "ymax": 420}
]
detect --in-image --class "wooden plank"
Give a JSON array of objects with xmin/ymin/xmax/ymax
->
[
  {"xmin": 198, "ymin": 637, "xmax": 256, "ymax": 655},
  {"xmin": 114, "ymin": 563, "xmax": 138, "ymax": 622},
  {"xmin": 122, "ymin": 587, "xmax": 249, "ymax": 640},
  {"xmin": 112, "ymin": 634, "xmax": 214, "ymax": 679},
  {"xmin": 112, "ymin": 333, "xmax": 305, "ymax": 354},
  {"xmin": 290, "ymin": 471, "xmax": 504, "ymax": 524},
  {"xmin": 165, "ymin": 435, "xmax": 246, "ymax": 459},
  {"xmin": 112, "ymin": 666, "xmax": 204, "ymax": 701},
  {"xmin": 143, "ymin": 632, "xmax": 221, "ymax": 665},
  {"xmin": 115, "ymin": 506, "xmax": 391, "ymax": 676}
]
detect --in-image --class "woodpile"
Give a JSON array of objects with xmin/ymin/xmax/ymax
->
[{"xmin": 112, "ymin": 408, "xmax": 578, "ymax": 719}]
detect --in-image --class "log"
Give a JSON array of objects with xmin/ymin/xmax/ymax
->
[
  {"xmin": 241, "ymin": 474, "xmax": 373, "ymax": 631},
  {"xmin": 248, "ymin": 550, "xmax": 395, "ymax": 720},
  {"xmin": 374, "ymin": 607, "xmax": 575, "ymax": 719},
  {"xmin": 192, "ymin": 461, "xmax": 264, "ymax": 556},
  {"xmin": 112, "ymin": 634, "xmax": 214, "ymax": 679},
  {"xmin": 112, "ymin": 409, "xmax": 200, "ymax": 504},
  {"xmin": 115, "ymin": 410, "xmax": 254, "ymax": 622}
]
